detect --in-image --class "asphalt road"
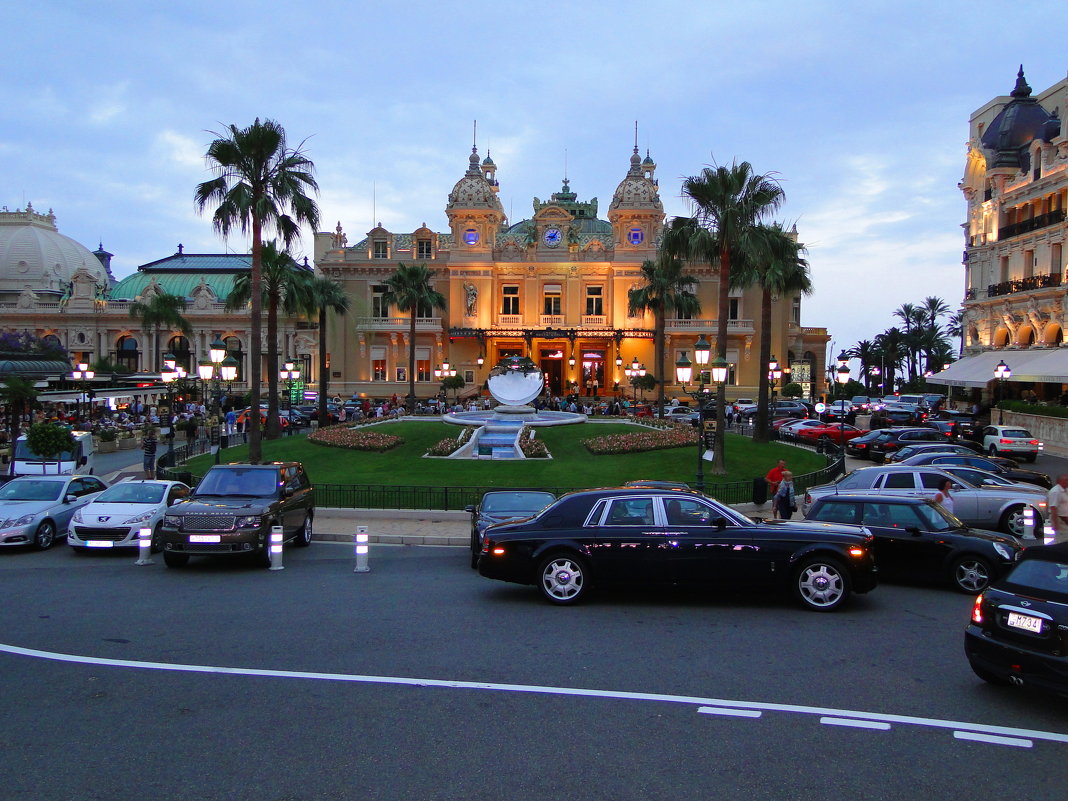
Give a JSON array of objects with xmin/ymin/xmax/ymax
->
[{"xmin": 2, "ymin": 542, "xmax": 1066, "ymax": 801}]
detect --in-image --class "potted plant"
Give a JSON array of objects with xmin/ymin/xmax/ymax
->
[
  {"xmin": 98, "ymin": 428, "xmax": 119, "ymax": 453},
  {"xmin": 118, "ymin": 429, "xmax": 138, "ymax": 449}
]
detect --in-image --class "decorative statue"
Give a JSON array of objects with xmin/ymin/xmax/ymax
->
[{"xmin": 464, "ymin": 282, "xmax": 477, "ymax": 316}]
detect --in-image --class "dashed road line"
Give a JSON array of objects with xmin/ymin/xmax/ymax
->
[
  {"xmin": 1, "ymin": 641, "xmax": 1064, "ymax": 748},
  {"xmin": 820, "ymin": 717, "xmax": 893, "ymax": 730}
]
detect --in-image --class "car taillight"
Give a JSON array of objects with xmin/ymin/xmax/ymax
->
[
  {"xmin": 971, "ymin": 594, "xmax": 985, "ymax": 624},
  {"xmin": 999, "ymin": 438, "xmax": 1014, "ymax": 444},
  {"xmin": 804, "ymin": 492, "xmax": 812, "ymax": 504}
]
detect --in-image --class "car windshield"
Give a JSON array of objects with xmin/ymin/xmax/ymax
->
[
  {"xmin": 195, "ymin": 469, "xmax": 279, "ymax": 497},
  {"xmin": 1002, "ymin": 559, "xmax": 1068, "ymax": 603},
  {"xmin": 482, "ymin": 492, "xmax": 555, "ymax": 514},
  {"xmin": 0, "ymin": 480, "xmax": 64, "ymax": 501},
  {"xmin": 13, "ymin": 440, "xmax": 80, "ymax": 462},
  {"xmin": 96, "ymin": 483, "xmax": 166, "ymax": 504}
]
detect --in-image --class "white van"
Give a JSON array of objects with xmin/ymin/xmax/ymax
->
[{"xmin": 11, "ymin": 431, "xmax": 96, "ymax": 476}]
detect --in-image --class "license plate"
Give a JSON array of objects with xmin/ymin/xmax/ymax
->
[
  {"xmin": 1006, "ymin": 612, "xmax": 1043, "ymax": 633},
  {"xmin": 189, "ymin": 534, "xmax": 221, "ymax": 543},
  {"xmin": 86, "ymin": 541, "xmax": 114, "ymax": 548}
]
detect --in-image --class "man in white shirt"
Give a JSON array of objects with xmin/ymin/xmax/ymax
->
[{"xmin": 1047, "ymin": 474, "xmax": 1068, "ymax": 545}]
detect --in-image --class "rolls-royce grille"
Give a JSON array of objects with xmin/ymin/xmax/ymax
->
[
  {"xmin": 73, "ymin": 527, "xmax": 128, "ymax": 541},
  {"xmin": 182, "ymin": 515, "xmax": 236, "ymax": 532}
]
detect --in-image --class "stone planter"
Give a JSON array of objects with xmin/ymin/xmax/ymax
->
[
  {"xmin": 98, "ymin": 439, "xmax": 118, "ymax": 453},
  {"xmin": 118, "ymin": 437, "xmax": 138, "ymax": 450}
]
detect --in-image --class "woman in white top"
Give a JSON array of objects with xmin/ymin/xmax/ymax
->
[{"xmin": 934, "ymin": 478, "xmax": 955, "ymax": 515}]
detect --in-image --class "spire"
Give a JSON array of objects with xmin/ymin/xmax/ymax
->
[{"xmin": 1011, "ymin": 65, "xmax": 1032, "ymax": 99}]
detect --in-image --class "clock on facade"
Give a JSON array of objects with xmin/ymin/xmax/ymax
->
[
  {"xmin": 463, "ymin": 228, "xmax": 480, "ymax": 245},
  {"xmin": 628, "ymin": 227, "xmax": 644, "ymax": 245},
  {"xmin": 543, "ymin": 227, "xmax": 562, "ymax": 247}
]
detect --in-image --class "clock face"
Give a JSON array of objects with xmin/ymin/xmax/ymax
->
[
  {"xmin": 463, "ymin": 228, "xmax": 479, "ymax": 245},
  {"xmin": 544, "ymin": 227, "xmax": 562, "ymax": 247}
]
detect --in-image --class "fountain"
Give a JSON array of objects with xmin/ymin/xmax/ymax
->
[{"xmin": 440, "ymin": 356, "xmax": 586, "ymax": 458}]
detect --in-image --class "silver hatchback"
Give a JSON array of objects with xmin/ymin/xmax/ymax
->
[{"xmin": 802, "ymin": 464, "xmax": 1047, "ymax": 539}]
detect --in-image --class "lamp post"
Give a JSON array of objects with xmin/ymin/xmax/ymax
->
[
  {"xmin": 767, "ymin": 355, "xmax": 782, "ymax": 437},
  {"xmin": 434, "ymin": 361, "xmax": 457, "ymax": 404},
  {"xmin": 835, "ymin": 355, "xmax": 850, "ymax": 465},
  {"xmin": 676, "ymin": 336, "xmax": 722, "ymax": 493},
  {"xmin": 70, "ymin": 361, "xmax": 95, "ymax": 422},
  {"xmin": 993, "ymin": 359, "xmax": 1011, "ymax": 424},
  {"xmin": 279, "ymin": 360, "xmax": 301, "ymax": 431}
]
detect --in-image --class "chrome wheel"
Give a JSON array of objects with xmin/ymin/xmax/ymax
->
[
  {"xmin": 294, "ymin": 515, "xmax": 313, "ymax": 547},
  {"xmin": 33, "ymin": 521, "xmax": 56, "ymax": 550},
  {"xmin": 795, "ymin": 558, "xmax": 849, "ymax": 611},
  {"xmin": 1001, "ymin": 505, "xmax": 1034, "ymax": 539},
  {"xmin": 952, "ymin": 556, "xmax": 992, "ymax": 593},
  {"xmin": 538, "ymin": 554, "xmax": 588, "ymax": 605}
]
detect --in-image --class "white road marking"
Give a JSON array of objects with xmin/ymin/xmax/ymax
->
[
  {"xmin": 820, "ymin": 717, "xmax": 892, "ymax": 730},
  {"xmin": 954, "ymin": 731, "xmax": 1033, "ymax": 748},
  {"xmin": 2, "ymin": 641, "xmax": 1066, "ymax": 747},
  {"xmin": 698, "ymin": 706, "xmax": 762, "ymax": 718}
]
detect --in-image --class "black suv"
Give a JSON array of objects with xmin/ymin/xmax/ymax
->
[
  {"xmin": 161, "ymin": 462, "xmax": 314, "ymax": 568},
  {"xmin": 865, "ymin": 427, "xmax": 947, "ymax": 462}
]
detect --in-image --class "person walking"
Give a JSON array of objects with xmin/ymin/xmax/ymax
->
[
  {"xmin": 765, "ymin": 459, "xmax": 787, "ymax": 505},
  {"xmin": 141, "ymin": 427, "xmax": 158, "ymax": 480},
  {"xmin": 773, "ymin": 471, "xmax": 797, "ymax": 520},
  {"xmin": 934, "ymin": 478, "xmax": 955, "ymax": 516},
  {"xmin": 1048, "ymin": 474, "xmax": 1068, "ymax": 545}
]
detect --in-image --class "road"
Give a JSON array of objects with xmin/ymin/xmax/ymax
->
[{"xmin": 1, "ymin": 543, "xmax": 1066, "ymax": 801}]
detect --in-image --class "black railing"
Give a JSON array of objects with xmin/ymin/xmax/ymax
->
[
  {"xmin": 987, "ymin": 271, "xmax": 1062, "ymax": 298},
  {"xmin": 997, "ymin": 208, "xmax": 1066, "ymax": 241}
]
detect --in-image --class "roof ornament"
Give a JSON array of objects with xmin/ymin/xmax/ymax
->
[
  {"xmin": 1011, "ymin": 65, "xmax": 1032, "ymax": 99},
  {"xmin": 177, "ymin": 243, "xmax": 184, "ymax": 255}
]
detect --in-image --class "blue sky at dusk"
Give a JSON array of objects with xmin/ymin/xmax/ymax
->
[{"xmin": 4, "ymin": 0, "xmax": 1068, "ymax": 360}]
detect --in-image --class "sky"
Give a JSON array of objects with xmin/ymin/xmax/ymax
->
[{"xmin": 4, "ymin": 0, "xmax": 1068, "ymax": 367}]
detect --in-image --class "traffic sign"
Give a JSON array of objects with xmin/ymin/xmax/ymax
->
[{"xmin": 814, "ymin": 402, "xmax": 826, "ymax": 413}]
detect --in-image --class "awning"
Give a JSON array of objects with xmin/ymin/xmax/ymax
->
[{"xmin": 928, "ymin": 349, "xmax": 1068, "ymax": 387}]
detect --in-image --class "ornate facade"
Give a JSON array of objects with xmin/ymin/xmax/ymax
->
[{"xmin": 314, "ymin": 142, "xmax": 830, "ymax": 401}]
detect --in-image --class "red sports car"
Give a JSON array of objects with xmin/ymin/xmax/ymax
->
[{"xmin": 795, "ymin": 422, "xmax": 866, "ymax": 445}]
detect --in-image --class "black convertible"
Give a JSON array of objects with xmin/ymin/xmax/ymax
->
[{"xmin": 476, "ymin": 487, "xmax": 878, "ymax": 611}]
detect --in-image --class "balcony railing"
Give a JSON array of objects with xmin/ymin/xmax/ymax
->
[
  {"xmin": 355, "ymin": 316, "xmax": 442, "ymax": 330},
  {"xmin": 986, "ymin": 272, "xmax": 1062, "ymax": 298},
  {"xmin": 539, "ymin": 315, "xmax": 564, "ymax": 326},
  {"xmin": 497, "ymin": 314, "xmax": 523, "ymax": 326},
  {"xmin": 997, "ymin": 208, "xmax": 1066, "ymax": 240},
  {"xmin": 666, "ymin": 318, "xmax": 755, "ymax": 332},
  {"xmin": 581, "ymin": 315, "xmax": 607, "ymax": 326}
]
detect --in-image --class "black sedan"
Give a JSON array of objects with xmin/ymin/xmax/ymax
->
[
  {"xmin": 804, "ymin": 494, "xmax": 1022, "ymax": 592},
  {"xmin": 965, "ymin": 544, "xmax": 1068, "ymax": 697},
  {"xmin": 476, "ymin": 487, "xmax": 878, "ymax": 611},
  {"xmin": 897, "ymin": 452, "xmax": 1052, "ymax": 489},
  {"xmin": 466, "ymin": 490, "xmax": 556, "ymax": 568}
]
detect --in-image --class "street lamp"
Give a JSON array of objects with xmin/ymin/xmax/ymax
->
[
  {"xmin": 70, "ymin": 361, "xmax": 95, "ymax": 422},
  {"xmin": 279, "ymin": 360, "xmax": 301, "ymax": 428},
  {"xmin": 767, "ymin": 356, "xmax": 782, "ymax": 437},
  {"xmin": 993, "ymin": 359, "xmax": 1011, "ymax": 424},
  {"xmin": 835, "ymin": 357, "xmax": 851, "ymax": 466}
]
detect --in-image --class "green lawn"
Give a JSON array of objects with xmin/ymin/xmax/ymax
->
[{"xmin": 184, "ymin": 421, "xmax": 826, "ymax": 491}]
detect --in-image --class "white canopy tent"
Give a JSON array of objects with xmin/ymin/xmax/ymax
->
[{"xmin": 928, "ymin": 349, "xmax": 1068, "ymax": 388}]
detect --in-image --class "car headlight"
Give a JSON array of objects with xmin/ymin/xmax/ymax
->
[
  {"xmin": 13, "ymin": 513, "xmax": 38, "ymax": 526},
  {"xmin": 236, "ymin": 515, "xmax": 262, "ymax": 528},
  {"xmin": 72, "ymin": 508, "xmax": 85, "ymax": 523},
  {"xmin": 992, "ymin": 543, "xmax": 1014, "ymax": 560},
  {"xmin": 122, "ymin": 510, "xmax": 157, "ymax": 525},
  {"xmin": 163, "ymin": 515, "xmax": 182, "ymax": 528}
]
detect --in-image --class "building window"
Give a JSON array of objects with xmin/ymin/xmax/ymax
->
[
  {"xmin": 543, "ymin": 284, "xmax": 562, "ymax": 316},
  {"xmin": 168, "ymin": 336, "xmax": 192, "ymax": 372},
  {"xmin": 463, "ymin": 228, "xmax": 479, "ymax": 245},
  {"xmin": 792, "ymin": 297, "xmax": 801, "ymax": 325},
  {"xmin": 116, "ymin": 335, "xmax": 139, "ymax": 373},
  {"xmin": 371, "ymin": 285, "xmax": 389, "ymax": 318},
  {"xmin": 417, "ymin": 240, "xmax": 433, "ymax": 259},
  {"xmin": 371, "ymin": 346, "xmax": 387, "ymax": 381},
  {"xmin": 585, "ymin": 286, "xmax": 603, "ymax": 316},
  {"xmin": 728, "ymin": 298, "xmax": 740, "ymax": 320},
  {"xmin": 501, "ymin": 285, "xmax": 519, "ymax": 315},
  {"xmin": 416, "ymin": 347, "xmax": 431, "ymax": 382},
  {"xmin": 373, "ymin": 240, "xmax": 388, "ymax": 259},
  {"xmin": 416, "ymin": 301, "xmax": 433, "ymax": 319}
]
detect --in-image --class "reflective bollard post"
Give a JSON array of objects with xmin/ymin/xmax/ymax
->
[
  {"xmin": 354, "ymin": 525, "xmax": 370, "ymax": 573},
  {"xmin": 135, "ymin": 526, "xmax": 154, "ymax": 566},
  {"xmin": 269, "ymin": 524, "xmax": 284, "ymax": 571}
]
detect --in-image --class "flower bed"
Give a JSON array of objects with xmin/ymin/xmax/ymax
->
[
  {"xmin": 519, "ymin": 426, "xmax": 549, "ymax": 458},
  {"xmin": 309, "ymin": 422, "xmax": 404, "ymax": 452},
  {"xmin": 425, "ymin": 426, "xmax": 476, "ymax": 457},
  {"xmin": 582, "ymin": 422, "xmax": 697, "ymax": 455}
]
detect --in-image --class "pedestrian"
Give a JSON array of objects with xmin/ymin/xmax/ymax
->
[
  {"xmin": 225, "ymin": 408, "xmax": 237, "ymax": 435},
  {"xmin": 934, "ymin": 478, "xmax": 955, "ymax": 516},
  {"xmin": 142, "ymin": 427, "xmax": 158, "ymax": 479},
  {"xmin": 185, "ymin": 416, "xmax": 197, "ymax": 445},
  {"xmin": 773, "ymin": 471, "xmax": 797, "ymax": 520},
  {"xmin": 765, "ymin": 458, "xmax": 787, "ymax": 503},
  {"xmin": 1047, "ymin": 474, "xmax": 1068, "ymax": 545}
]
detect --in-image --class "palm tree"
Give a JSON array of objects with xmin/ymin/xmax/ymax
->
[
  {"xmin": 681, "ymin": 161, "xmax": 784, "ymax": 473},
  {"xmin": 946, "ymin": 310, "xmax": 965, "ymax": 355},
  {"xmin": 226, "ymin": 241, "xmax": 311, "ymax": 438},
  {"xmin": 381, "ymin": 264, "xmax": 447, "ymax": 413},
  {"xmin": 195, "ymin": 118, "xmax": 320, "ymax": 463},
  {"xmin": 733, "ymin": 223, "xmax": 811, "ymax": 442},
  {"xmin": 919, "ymin": 296, "xmax": 950, "ymax": 329},
  {"xmin": 0, "ymin": 376, "xmax": 37, "ymax": 451},
  {"xmin": 290, "ymin": 273, "xmax": 351, "ymax": 427},
  {"xmin": 128, "ymin": 292, "xmax": 192, "ymax": 372},
  {"xmin": 845, "ymin": 340, "xmax": 879, "ymax": 393},
  {"xmin": 874, "ymin": 327, "xmax": 907, "ymax": 394},
  {"xmin": 627, "ymin": 244, "xmax": 701, "ymax": 418},
  {"xmin": 892, "ymin": 302, "xmax": 925, "ymax": 384}
]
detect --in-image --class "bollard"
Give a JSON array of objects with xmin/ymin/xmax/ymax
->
[
  {"xmin": 268, "ymin": 525, "xmax": 285, "ymax": 571},
  {"xmin": 135, "ymin": 526, "xmax": 154, "ymax": 566},
  {"xmin": 1023, "ymin": 506, "xmax": 1036, "ymax": 541},
  {"xmin": 354, "ymin": 525, "xmax": 370, "ymax": 573}
]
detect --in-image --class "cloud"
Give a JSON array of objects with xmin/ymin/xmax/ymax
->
[{"xmin": 152, "ymin": 130, "xmax": 204, "ymax": 170}]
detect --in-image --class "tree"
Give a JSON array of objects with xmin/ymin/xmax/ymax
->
[
  {"xmin": 128, "ymin": 292, "xmax": 192, "ymax": 373},
  {"xmin": 0, "ymin": 376, "xmax": 37, "ymax": 452},
  {"xmin": 226, "ymin": 240, "xmax": 311, "ymax": 438},
  {"xmin": 25, "ymin": 422, "xmax": 75, "ymax": 475},
  {"xmin": 627, "ymin": 227, "xmax": 701, "ymax": 418},
  {"xmin": 381, "ymin": 264, "xmax": 447, "ymax": 414},
  {"xmin": 195, "ymin": 117, "xmax": 320, "ymax": 463},
  {"xmin": 681, "ymin": 161, "xmax": 784, "ymax": 473},
  {"xmin": 732, "ymin": 222, "xmax": 811, "ymax": 442},
  {"xmin": 873, "ymin": 327, "xmax": 907, "ymax": 395},
  {"xmin": 845, "ymin": 340, "xmax": 879, "ymax": 393},
  {"xmin": 946, "ymin": 310, "xmax": 965, "ymax": 356},
  {"xmin": 293, "ymin": 274, "xmax": 351, "ymax": 428}
]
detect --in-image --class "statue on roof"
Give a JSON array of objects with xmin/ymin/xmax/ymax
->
[{"xmin": 332, "ymin": 221, "xmax": 348, "ymax": 248}]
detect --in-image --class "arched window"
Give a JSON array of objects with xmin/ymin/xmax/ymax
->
[
  {"xmin": 169, "ymin": 336, "xmax": 192, "ymax": 372},
  {"xmin": 116, "ymin": 336, "xmax": 139, "ymax": 373}
]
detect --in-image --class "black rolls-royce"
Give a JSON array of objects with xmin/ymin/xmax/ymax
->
[{"xmin": 476, "ymin": 487, "xmax": 878, "ymax": 611}]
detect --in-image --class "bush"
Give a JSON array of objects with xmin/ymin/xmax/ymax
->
[
  {"xmin": 519, "ymin": 426, "xmax": 549, "ymax": 458},
  {"xmin": 308, "ymin": 423, "xmax": 403, "ymax": 452},
  {"xmin": 582, "ymin": 422, "xmax": 697, "ymax": 455},
  {"xmin": 98, "ymin": 428, "xmax": 118, "ymax": 442},
  {"xmin": 999, "ymin": 400, "xmax": 1068, "ymax": 419}
]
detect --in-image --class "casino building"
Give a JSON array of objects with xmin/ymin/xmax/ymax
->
[{"xmin": 314, "ymin": 142, "xmax": 830, "ymax": 402}]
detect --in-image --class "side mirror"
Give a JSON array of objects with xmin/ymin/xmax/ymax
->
[
  {"xmin": 79, "ymin": 456, "xmax": 88, "ymax": 466},
  {"xmin": 712, "ymin": 516, "xmax": 727, "ymax": 530},
  {"xmin": 464, "ymin": 505, "xmax": 475, "ymax": 513},
  {"xmin": 65, "ymin": 494, "xmax": 77, "ymax": 504},
  {"xmin": 283, "ymin": 486, "xmax": 295, "ymax": 498}
]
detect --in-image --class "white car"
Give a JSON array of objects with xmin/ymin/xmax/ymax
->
[
  {"xmin": 68, "ymin": 479, "xmax": 191, "ymax": 552},
  {"xmin": 981, "ymin": 425, "xmax": 1043, "ymax": 462},
  {"xmin": 661, "ymin": 406, "xmax": 695, "ymax": 422},
  {"xmin": 732, "ymin": 398, "xmax": 758, "ymax": 417}
]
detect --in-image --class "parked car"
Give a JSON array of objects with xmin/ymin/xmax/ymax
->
[
  {"xmin": 866, "ymin": 427, "xmax": 948, "ymax": 462},
  {"xmin": 804, "ymin": 494, "xmax": 1021, "ymax": 592},
  {"xmin": 870, "ymin": 403, "xmax": 926, "ymax": 428},
  {"xmin": 844, "ymin": 429, "xmax": 888, "ymax": 460},
  {"xmin": 849, "ymin": 396, "xmax": 880, "ymax": 413},
  {"xmin": 0, "ymin": 475, "xmax": 108, "ymax": 549},
  {"xmin": 68, "ymin": 479, "xmax": 191, "ymax": 553},
  {"xmin": 775, "ymin": 419, "xmax": 830, "ymax": 441},
  {"xmin": 465, "ymin": 490, "xmax": 556, "ymax": 569},
  {"xmin": 802, "ymin": 464, "xmax": 1048, "ymax": 538},
  {"xmin": 965, "ymin": 544, "xmax": 1068, "ymax": 697},
  {"xmin": 794, "ymin": 422, "xmax": 866, "ymax": 446},
  {"xmin": 928, "ymin": 409, "xmax": 977, "ymax": 438},
  {"xmin": 161, "ymin": 462, "xmax": 314, "ymax": 568},
  {"xmin": 660, "ymin": 406, "xmax": 694, "ymax": 422},
  {"xmin": 823, "ymin": 400, "xmax": 855, "ymax": 422},
  {"xmin": 980, "ymin": 424, "xmax": 1043, "ymax": 462},
  {"xmin": 731, "ymin": 398, "xmax": 758, "ymax": 417},
  {"xmin": 897, "ymin": 452, "xmax": 1052, "ymax": 489},
  {"xmin": 235, "ymin": 408, "xmax": 291, "ymax": 431},
  {"xmin": 476, "ymin": 487, "xmax": 878, "ymax": 611},
  {"xmin": 769, "ymin": 400, "xmax": 810, "ymax": 419},
  {"xmin": 884, "ymin": 442, "xmax": 983, "ymax": 463}
]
